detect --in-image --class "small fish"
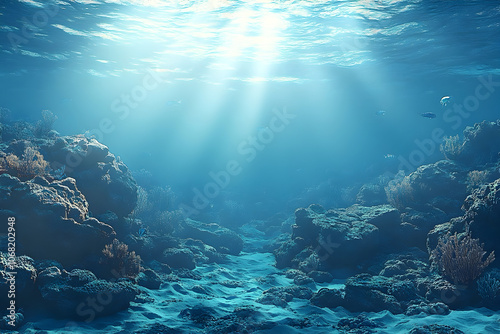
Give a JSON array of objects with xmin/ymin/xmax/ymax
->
[
  {"xmin": 138, "ymin": 227, "xmax": 146, "ymax": 237},
  {"xmin": 166, "ymin": 100, "xmax": 182, "ymax": 106},
  {"xmin": 376, "ymin": 110, "xmax": 386, "ymax": 116},
  {"xmin": 440, "ymin": 96, "xmax": 451, "ymax": 107},
  {"xmin": 384, "ymin": 154, "xmax": 395, "ymax": 159},
  {"xmin": 421, "ymin": 112, "xmax": 436, "ymax": 119}
]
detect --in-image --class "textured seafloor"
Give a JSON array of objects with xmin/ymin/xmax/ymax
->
[
  {"xmin": 2, "ymin": 118, "xmax": 500, "ymax": 333},
  {"xmin": 18, "ymin": 249, "xmax": 500, "ymax": 334}
]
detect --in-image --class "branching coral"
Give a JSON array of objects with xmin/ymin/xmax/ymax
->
[
  {"xmin": 440, "ymin": 135, "xmax": 463, "ymax": 160},
  {"xmin": 466, "ymin": 170, "xmax": 489, "ymax": 192},
  {"xmin": 477, "ymin": 272, "xmax": 500, "ymax": 302},
  {"xmin": 431, "ymin": 232, "xmax": 495, "ymax": 286},
  {"xmin": 34, "ymin": 110, "xmax": 58, "ymax": 137},
  {"xmin": 4, "ymin": 146, "xmax": 49, "ymax": 180},
  {"xmin": 385, "ymin": 173, "xmax": 414, "ymax": 210},
  {"xmin": 131, "ymin": 185, "xmax": 182, "ymax": 235},
  {"xmin": 100, "ymin": 239, "xmax": 142, "ymax": 279}
]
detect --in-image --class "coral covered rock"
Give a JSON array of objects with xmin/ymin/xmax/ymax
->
[
  {"xmin": 175, "ymin": 219, "xmax": 243, "ymax": 256},
  {"xmin": 356, "ymin": 183, "xmax": 387, "ymax": 206},
  {"xmin": 256, "ymin": 286, "xmax": 313, "ymax": 307},
  {"xmin": 401, "ymin": 160, "xmax": 468, "ymax": 215},
  {"xmin": 343, "ymin": 274, "xmax": 403, "ymax": 313},
  {"xmin": 461, "ymin": 178, "xmax": 500, "ymax": 255},
  {"xmin": 39, "ymin": 136, "xmax": 137, "ymax": 217},
  {"xmin": 0, "ymin": 174, "xmax": 114, "ymax": 265},
  {"xmin": 457, "ymin": 120, "xmax": 500, "ymax": 167},
  {"xmin": 274, "ymin": 204, "xmax": 402, "ymax": 272},
  {"xmin": 409, "ymin": 324, "xmax": 464, "ymax": 334},
  {"xmin": 0, "ymin": 253, "xmax": 37, "ymax": 306},
  {"xmin": 37, "ymin": 268, "xmax": 139, "ymax": 320},
  {"xmin": 310, "ymin": 288, "xmax": 344, "ymax": 308}
]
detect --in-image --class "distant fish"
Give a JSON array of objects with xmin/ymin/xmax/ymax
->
[
  {"xmin": 440, "ymin": 96, "xmax": 451, "ymax": 107},
  {"xmin": 376, "ymin": 110, "xmax": 386, "ymax": 116},
  {"xmin": 138, "ymin": 227, "xmax": 146, "ymax": 237},
  {"xmin": 421, "ymin": 112, "xmax": 436, "ymax": 119},
  {"xmin": 166, "ymin": 100, "xmax": 182, "ymax": 106},
  {"xmin": 384, "ymin": 154, "xmax": 396, "ymax": 159}
]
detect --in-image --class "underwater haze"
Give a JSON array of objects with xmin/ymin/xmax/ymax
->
[
  {"xmin": 2, "ymin": 0, "xmax": 500, "ymax": 211},
  {"xmin": 2, "ymin": 0, "xmax": 500, "ymax": 333}
]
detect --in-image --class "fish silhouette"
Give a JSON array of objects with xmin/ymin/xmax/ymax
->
[{"xmin": 421, "ymin": 112, "xmax": 436, "ymax": 119}]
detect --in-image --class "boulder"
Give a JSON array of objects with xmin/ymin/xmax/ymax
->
[
  {"xmin": 256, "ymin": 286, "xmax": 313, "ymax": 307},
  {"xmin": 308, "ymin": 270, "xmax": 333, "ymax": 283},
  {"xmin": 275, "ymin": 204, "xmax": 402, "ymax": 272},
  {"xmin": 335, "ymin": 314, "xmax": 382, "ymax": 332},
  {"xmin": 409, "ymin": 324, "xmax": 464, "ymax": 334},
  {"xmin": 457, "ymin": 120, "xmax": 500, "ymax": 167},
  {"xmin": 344, "ymin": 274, "xmax": 403, "ymax": 314},
  {"xmin": 137, "ymin": 269, "xmax": 162, "ymax": 290},
  {"xmin": 310, "ymin": 288, "xmax": 344, "ymax": 308},
  {"xmin": 356, "ymin": 183, "xmax": 387, "ymax": 206},
  {"xmin": 39, "ymin": 136, "xmax": 138, "ymax": 217},
  {"xmin": 427, "ymin": 177, "xmax": 500, "ymax": 262},
  {"xmin": 163, "ymin": 248, "xmax": 196, "ymax": 269},
  {"xmin": 175, "ymin": 219, "xmax": 243, "ymax": 255},
  {"xmin": 405, "ymin": 160, "xmax": 468, "ymax": 215},
  {"xmin": 400, "ymin": 207, "xmax": 450, "ymax": 249},
  {"xmin": 461, "ymin": 178, "xmax": 500, "ymax": 255},
  {"xmin": 37, "ymin": 268, "xmax": 139, "ymax": 320},
  {"xmin": 405, "ymin": 302, "xmax": 450, "ymax": 316},
  {"xmin": 0, "ymin": 174, "xmax": 114, "ymax": 265},
  {"xmin": 0, "ymin": 253, "xmax": 37, "ymax": 305}
]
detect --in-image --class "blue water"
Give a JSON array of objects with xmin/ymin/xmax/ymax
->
[{"xmin": 1, "ymin": 0, "xmax": 500, "ymax": 217}]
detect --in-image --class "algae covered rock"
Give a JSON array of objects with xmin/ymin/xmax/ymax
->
[
  {"xmin": 275, "ymin": 204, "xmax": 401, "ymax": 272},
  {"xmin": 0, "ymin": 174, "xmax": 114, "ymax": 265},
  {"xmin": 175, "ymin": 219, "xmax": 243, "ymax": 255},
  {"xmin": 37, "ymin": 268, "xmax": 139, "ymax": 320}
]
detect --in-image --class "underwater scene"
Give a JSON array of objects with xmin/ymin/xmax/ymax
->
[{"xmin": 1, "ymin": 0, "xmax": 500, "ymax": 333}]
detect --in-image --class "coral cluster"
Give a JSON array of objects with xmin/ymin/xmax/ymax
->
[{"xmin": 431, "ymin": 232, "xmax": 495, "ymax": 285}]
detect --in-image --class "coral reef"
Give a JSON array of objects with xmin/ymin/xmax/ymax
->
[
  {"xmin": 2, "ymin": 117, "xmax": 500, "ymax": 332},
  {"xmin": 274, "ymin": 204, "xmax": 402, "ymax": 272},
  {"xmin": 37, "ymin": 267, "xmax": 139, "ymax": 320},
  {"xmin": 431, "ymin": 232, "xmax": 495, "ymax": 286},
  {"xmin": 0, "ymin": 174, "xmax": 114, "ymax": 265},
  {"xmin": 100, "ymin": 239, "xmax": 142, "ymax": 279}
]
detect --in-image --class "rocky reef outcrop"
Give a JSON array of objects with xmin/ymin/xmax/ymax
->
[
  {"xmin": 37, "ymin": 266, "xmax": 139, "ymax": 320},
  {"xmin": 427, "ymin": 177, "xmax": 500, "ymax": 260},
  {"xmin": 0, "ymin": 174, "xmax": 115, "ymax": 265},
  {"xmin": 274, "ymin": 204, "xmax": 402, "ymax": 272},
  {"xmin": 275, "ymin": 119, "xmax": 500, "ymax": 318},
  {"xmin": 455, "ymin": 120, "xmax": 500, "ymax": 167},
  {"xmin": 39, "ymin": 136, "xmax": 138, "ymax": 217},
  {"xmin": 174, "ymin": 219, "xmax": 244, "ymax": 256}
]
